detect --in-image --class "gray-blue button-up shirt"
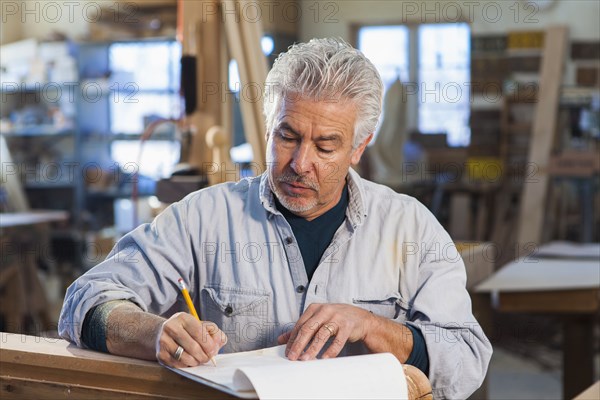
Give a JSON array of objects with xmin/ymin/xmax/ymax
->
[{"xmin": 59, "ymin": 169, "xmax": 492, "ymax": 399}]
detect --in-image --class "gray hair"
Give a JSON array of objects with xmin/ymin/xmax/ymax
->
[{"xmin": 263, "ymin": 38, "xmax": 384, "ymax": 148}]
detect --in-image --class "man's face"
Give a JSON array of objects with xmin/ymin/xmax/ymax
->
[{"xmin": 266, "ymin": 96, "xmax": 372, "ymax": 221}]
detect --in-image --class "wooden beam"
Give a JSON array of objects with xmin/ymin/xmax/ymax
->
[
  {"xmin": 517, "ymin": 26, "xmax": 568, "ymax": 246},
  {"xmin": 179, "ymin": 0, "xmax": 227, "ymax": 173},
  {"xmin": 241, "ymin": 0, "xmax": 268, "ymax": 167},
  {"xmin": 221, "ymin": 0, "xmax": 267, "ymax": 169}
]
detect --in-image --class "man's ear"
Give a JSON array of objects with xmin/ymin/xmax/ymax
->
[{"xmin": 350, "ymin": 133, "xmax": 374, "ymax": 165}]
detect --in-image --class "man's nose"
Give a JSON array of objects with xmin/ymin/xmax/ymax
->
[{"xmin": 290, "ymin": 144, "xmax": 315, "ymax": 175}]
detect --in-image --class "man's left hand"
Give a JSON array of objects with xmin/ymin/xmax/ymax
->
[{"xmin": 277, "ymin": 303, "xmax": 375, "ymax": 361}]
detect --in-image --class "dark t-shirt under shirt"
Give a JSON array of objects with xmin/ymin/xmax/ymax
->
[{"xmin": 274, "ymin": 184, "xmax": 349, "ymax": 281}]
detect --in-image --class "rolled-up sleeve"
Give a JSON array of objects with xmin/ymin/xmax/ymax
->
[
  {"xmin": 404, "ymin": 208, "xmax": 492, "ymax": 399},
  {"xmin": 58, "ymin": 199, "xmax": 195, "ymax": 347}
]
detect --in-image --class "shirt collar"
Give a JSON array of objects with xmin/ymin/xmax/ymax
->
[
  {"xmin": 259, "ymin": 172, "xmax": 280, "ymax": 217},
  {"xmin": 258, "ymin": 168, "xmax": 367, "ymax": 226},
  {"xmin": 345, "ymin": 168, "xmax": 367, "ymax": 227}
]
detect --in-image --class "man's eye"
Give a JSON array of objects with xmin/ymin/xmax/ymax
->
[{"xmin": 318, "ymin": 148, "xmax": 334, "ymax": 154}]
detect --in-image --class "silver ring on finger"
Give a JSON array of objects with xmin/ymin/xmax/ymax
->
[{"xmin": 173, "ymin": 345, "xmax": 184, "ymax": 361}]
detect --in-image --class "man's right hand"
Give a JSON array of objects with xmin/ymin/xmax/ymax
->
[
  {"xmin": 155, "ymin": 312, "xmax": 228, "ymax": 368},
  {"xmin": 104, "ymin": 303, "xmax": 227, "ymax": 366}
]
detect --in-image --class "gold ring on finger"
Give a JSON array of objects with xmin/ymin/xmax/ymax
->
[{"xmin": 323, "ymin": 323, "xmax": 336, "ymax": 337}]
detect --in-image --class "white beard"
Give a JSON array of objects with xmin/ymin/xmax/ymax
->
[{"xmin": 268, "ymin": 173, "xmax": 318, "ymax": 214}]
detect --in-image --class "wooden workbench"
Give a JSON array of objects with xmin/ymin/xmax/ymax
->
[
  {"xmin": 476, "ymin": 242, "xmax": 600, "ymax": 399},
  {"xmin": 0, "ymin": 211, "xmax": 70, "ymax": 332},
  {"xmin": 0, "ymin": 333, "xmax": 432, "ymax": 399},
  {"xmin": 0, "ymin": 333, "xmax": 237, "ymax": 399}
]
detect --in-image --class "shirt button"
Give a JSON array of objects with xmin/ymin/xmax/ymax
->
[
  {"xmin": 285, "ymin": 237, "xmax": 293, "ymax": 245},
  {"xmin": 224, "ymin": 305, "xmax": 233, "ymax": 316},
  {"xmin": 296, "ymin": 285, "xmax": 306, "ymax": 293}
]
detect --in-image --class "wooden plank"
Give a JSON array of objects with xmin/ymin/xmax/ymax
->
[
  {"xmin": 517, "ymin": 26, "xmax": 568, "ymax": 246},
  {"xmin": 1, "ymin": 376, "xmax": 170, "ymax": 399},
  {"xmin": 199, "ymin": 1, "xmax": 225, "ymax": 122},
  {"xmin": 180, "ymin": 0, "xmax": 227, "ymax": 174},
  {"xmin": 0, "ymin": 334, "xmax": 236, "ymax": 399},
  {"xmin": 238, "ymin": 0, "xmax": 268, "ymax": 167},
  {"xmin": 221, "ymin": 0, "xmax": 266, "ymax": 169},
  {"xmin": 497, "ymin": 289, "xmax": 599, "ymax": 313}
]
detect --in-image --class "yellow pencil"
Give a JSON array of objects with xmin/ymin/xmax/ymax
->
[{"xmin": 177, "ymin": 278, "xmax": 217, "ymax": 366}]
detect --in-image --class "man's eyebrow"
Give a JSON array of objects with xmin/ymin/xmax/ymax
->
[
  {"xmin": 276, "ymin": 122, "xmax": 299, "ymax": 135},
  {"xmin": 276, "ymin": 122, "xmax": 342, "ymax": 144}
]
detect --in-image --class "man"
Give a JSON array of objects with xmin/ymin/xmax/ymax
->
[{"xmin": 59, "ymin": 38, "xmax": 491, "ymax": 399}]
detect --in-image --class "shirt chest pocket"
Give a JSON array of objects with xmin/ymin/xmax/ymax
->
[
  {"xmin": 200, "ymin": 285, "xmax": 270, "ymax": 353},
  {"xmin": 352, "ymin": 292, "xmax": 410, "ymax": 321}
]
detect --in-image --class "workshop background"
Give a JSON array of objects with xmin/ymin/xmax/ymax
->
[{"xmin": 0, "ymin": 1, "xmax": 598, "ymax": 399}]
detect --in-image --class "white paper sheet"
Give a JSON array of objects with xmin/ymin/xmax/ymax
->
[
  {"xmin": 169, "ymin": 345, "xmax": 408, "ymax": 399},
  {"xmin": 171, "ymin": 346, "xmax": 288, "ymax": 398}
]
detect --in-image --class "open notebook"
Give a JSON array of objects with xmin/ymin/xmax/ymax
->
[{"xmin": 168, "ymin": 345, "xmax": 408, "ymax": 399}]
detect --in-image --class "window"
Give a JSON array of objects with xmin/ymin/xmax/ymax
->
[
  {"xmin": 358, "ymin": 26, "xmax": 409, "ymax": 91},
  {"xmin": 108, "ymin": 40, "xmax": 182, "ymax": 180},
  {"xmin": 109, "ymin": 41, "xmax": 181, "ymax": 134},
  {"xmin": 358, "ymin": 23, "xmax": 471, "ymax": 147}
]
